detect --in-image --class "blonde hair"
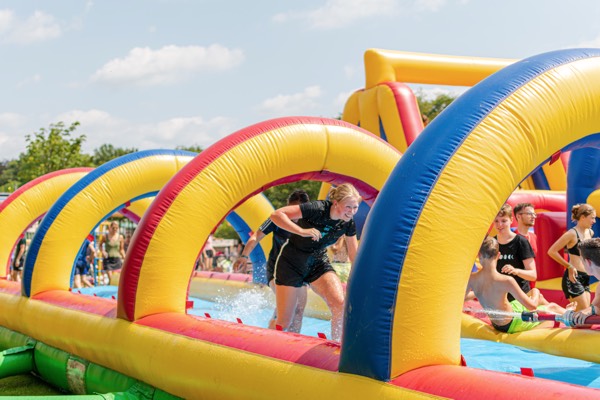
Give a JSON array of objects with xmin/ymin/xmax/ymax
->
[
  {"xmin": 571, "ymin": 203, "xmax": 595, "ymax": 222},
  {"xmin": 329, "ymin": 183, "xmax": 361, "ymax": 204}
]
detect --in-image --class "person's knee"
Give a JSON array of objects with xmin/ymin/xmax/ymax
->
[{"xmin": 328, "ymin": 295, "xmax": 344, "ymax": 314}]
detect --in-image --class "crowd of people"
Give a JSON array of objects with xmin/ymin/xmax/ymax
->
[{"xmin": 466, "ymin": 202, "xmax": 598, "ymax": 332}]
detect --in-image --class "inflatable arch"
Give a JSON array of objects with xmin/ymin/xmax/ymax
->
[
  {"xmin": 119, "ymin": 117, "xmax": 401, "ymax": 321},
  {"xmin": 341, "ymin": 48, "xmax": 600, "ymax": 380},
  {"xmin": 22, "ymin": 150, "xmax": 196, "ymax": 297},
  {"xmin": 0, "ymin": 168, "xmax": 92, "ymax": 278},
  {"xmin": 344, "ymin": 49, "xmax": 569, "ymax": 190}
]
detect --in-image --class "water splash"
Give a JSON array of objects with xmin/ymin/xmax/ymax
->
[
  {"xmin": 463, "ymin": 306, "xmax": 521, "ymax": 318},
  {"xmin": 210, "ymin": 287, "xmax": 274, "ymax": 327}
]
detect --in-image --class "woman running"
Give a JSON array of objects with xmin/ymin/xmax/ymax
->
[{"xmin": 269, "ymin": 183, "xmax": 361, "ymax": 341}]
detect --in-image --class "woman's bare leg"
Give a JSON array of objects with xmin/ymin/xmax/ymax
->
[
  {"xmin": 270, "ymin": 285, "xmax": 302, "ymax": 332},
  {"xmin": 309, "ymin": 272, "xmax": 345, "ymax": 341}
]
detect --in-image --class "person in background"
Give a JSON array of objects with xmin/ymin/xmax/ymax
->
[
  {"xmin": 10, "ymin": 234, "xmax": 26, "ymax": 282},
  {"xmin": 514, "ymin": 202, "xmax": 538, "ymax": 255},
  {"xmin": 547, "ymin": 203, "xmax": 596, "ymax": 311},
  {"xmin": 98, "ymin": 221, "xmax": 126, "ymax": 284},
  {"xmin": 494, "ymin": 204, "xmax": 538, "ymax": 302},
  {"xmin": 269, "ymin": 183, "xmax": 361, "ymax": 341},
  {"xmin": 234, "ymin": 190, "xmax": 310, "ymax": 333},
  {"xmin": 564, "ymin": 238, "xmax": 600, "ymax": 327},
  {"xmin": 467, "ymin": 237, "xmax": 572, "ymax": 333},
  {"xmin": 202, "ymin": 234, "xmax": 215, "ymax": 271},
  {"xmin": 74, "ymin": 235, "xmax": 95, "ymax": 288}
]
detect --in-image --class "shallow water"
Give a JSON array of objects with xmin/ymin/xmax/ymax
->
[{"xmin": 79, "ymin": 286, "xmax": 600, "ymax": 389}]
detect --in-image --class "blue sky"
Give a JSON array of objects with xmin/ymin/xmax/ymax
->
[{"xmin": 1, "ymin": 0, "xmax": 599, "ymax": 160}]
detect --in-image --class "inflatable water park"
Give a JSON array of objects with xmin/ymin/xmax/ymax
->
[{"xmin": 2, "ymin": 48, "xmax": 600, "ymax": 398}]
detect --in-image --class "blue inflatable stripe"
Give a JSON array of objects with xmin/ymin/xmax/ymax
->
[
  {"xmin": 340, "ymin": 49, "xmax": 600, "ymax": 380},
  {"xmin": 567, "ymin": 146, "xmax": 600, "ymax": 238},
  {"xmin": 23, "ymin": 149, "xmax": 196, "ymax": 297},
  {"xmin": 225, "ymin": 210, "xmax": 268, "ymax": 284},
  {"xmin": 378, "ymin": 117, "xmax": 388, "ymax": 142},
  {"xmin": 530, "ymin": 169, "xmax": 551, "ymax": 190}
]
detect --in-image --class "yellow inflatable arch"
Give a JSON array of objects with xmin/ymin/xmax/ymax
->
[
  {"xmin": 119, "ymin": 117, "xmax": 401, "ymax": 321},
  {"xmin": 0, "ymin": 168, "xmax": 92, "ymax": 278},
  {"xmin": 341, "ymin": 48, "xmax": 600, "ymax": 379}
]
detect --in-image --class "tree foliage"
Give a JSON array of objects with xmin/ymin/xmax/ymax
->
[
  {"xmin": 415, "ymin": 90, "xmax": 457, "ymax": 122},
  {"xmin": 92, "ymin": 144, "xmax": 138, "ymax": 166},
  {"xmin": 16, "ymin": 122, "xmax": 92, "ymax": 183},
  {"xmin": 215, "ymin": 220, "xmax": 238, "ymax": 240},
  {"xmin": 0, "ymin": 160, "xmax": 19, "ymax": 192},
  {"xmin": 264, "ymin": 180, "xmax": 322, "ymax": 209},
  {"xmin": 175, "ymin": 145, "xmax": 204, "ymax": 154}
]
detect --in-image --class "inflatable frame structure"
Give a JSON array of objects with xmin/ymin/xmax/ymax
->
[{"xmin": 1, "ymin": 50, "xmax": 600, "ymax": 398}]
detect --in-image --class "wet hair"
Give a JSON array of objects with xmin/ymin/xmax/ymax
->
[
  {"xmin": 571, "ymin": 203, "xmax": 595, "ymax": 222},
  {"xmin": 287, "ymin": 189, "xmax": 310, "ymax": 205},
  {"xmin": 479, "ymin": 236, "xmax": 499, "ymax": 260},
  {"xmin": 513, "ymin": 202, "xmax": 534, "ymax": 217},
  {"xmin": 110, "ymin": 221, "xmax": 119, "ymax": 228},
  {"xmin": 496, "ymin": 203, "xmax": 512, "ymax": 219},
  {"xmin": 579, "ymin": 238, "xmax": 600, "ymax": 268},
  {"xmin": 329, "ymin": 183, "xmax": 361, "ymax": 204}
]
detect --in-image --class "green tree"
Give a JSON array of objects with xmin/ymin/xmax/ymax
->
[
  {"xmin": 175, "ymin": 145, "xmax": 204, "ymax": 154},
  {"xmin": 415, "ymin": 90, "xmax": 457, "ymax": 122},
  {"xmin": 214, "ymin": 181, "xmax": 322, "ymax": 240},
  {"xmin": 215, "ymin": 220, "xmax": 238, "ymax": 240},
  {"xmin": 92, "ymin": 144, "xmax": 138, "ymax": 166},
  {"xmin": 0, "ymin": 159, "xmax": 19, "ymax": 192},
  {"xmin": 17, "ymin": 122, "xmax": 92, "ymax": 183},
  {"xmin": 264, "ymin": 180, "xmax": 321, "ymax": 209}
]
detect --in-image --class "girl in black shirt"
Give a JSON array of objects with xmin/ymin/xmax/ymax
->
[{"xmin": 269, "ymin": 183, "xmax": 361, "ymax": 341}]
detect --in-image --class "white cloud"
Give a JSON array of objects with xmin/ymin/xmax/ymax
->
[
  {"xmin": 52, "ymin": 109, "xmax": 236, "ymax": 153},
  {"xmin": 258, "ymin": 86, "xmax": 323, "ymax": 115},
  {"xmin": 91, "ymin": 44, "xmax": 245, "ymax": 87},
  {"xmin": 0, "ymin": 9, "xmax": 62, "ymax": 44},
  {"xmin": 0, "ymin": 112, "xmax": 26, "ymax": 127},
  {"xmin": 17, "ymin": 73, "xmax": 42, "ymax": 87},
  {"xmin": 344, "ymin": 65, "xmax": 357, "ymax": 79},
  {"xmin": 414, "ymin": 0, "xmax": 447, "ymax": 12},
  {"xmin": 0, "ymin": 113, "xmax": 27, "ymax": 160},
  {"xmin": 273, "ymin": 0, "xmax": 398, "ymax": 29},
  {"xmin": 334, "ymin": 91, "xmax": 354, "ymax": 109},
  {"xmin": 575, "ymin": 35, "xmax": 600, "ymax": 48}
]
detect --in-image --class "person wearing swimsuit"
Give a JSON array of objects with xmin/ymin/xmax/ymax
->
[
  {"xmin": 98, "ymin": 221, "xmax": 126, "ymax": 284},
  {"xmin": 548, "ymin": 203, "xmax": 596, "ymax": 311},
  {"xmin": 468, "ymin": 237, "xmax": 571, "ymax": 334}
]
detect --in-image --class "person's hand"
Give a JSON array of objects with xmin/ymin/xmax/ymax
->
[
  {"xmin": 561, "ymin": 309, "xmax": 589, "ymax": 327},
  {"xmin": 102, "ymin": 251, "xmax": 108, "ymax": 258},
  {"xmin": 15, "ymin": 260, "xmax": 20, "ymax": 267},
  {"xmin": 568, "ymin": 265, "xmax": 578, "ymax": 283},
  {"xmin": 571, "ymin": 311, "xmax": 589, "ymax": 326},
  {"xmin": 302, "ymin": 228, "xmax": 321, "ymax": 241},
  {"xmin": 234, "ymin": 257, "xmax": 248, "ymax": 273},
  {"xmin": 561, "ymin": 309, "xmax": 575, "ymax": 327},
  {"xmin": 501, "ymin": 264, "xmax": 518, "ymax": 276}
]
